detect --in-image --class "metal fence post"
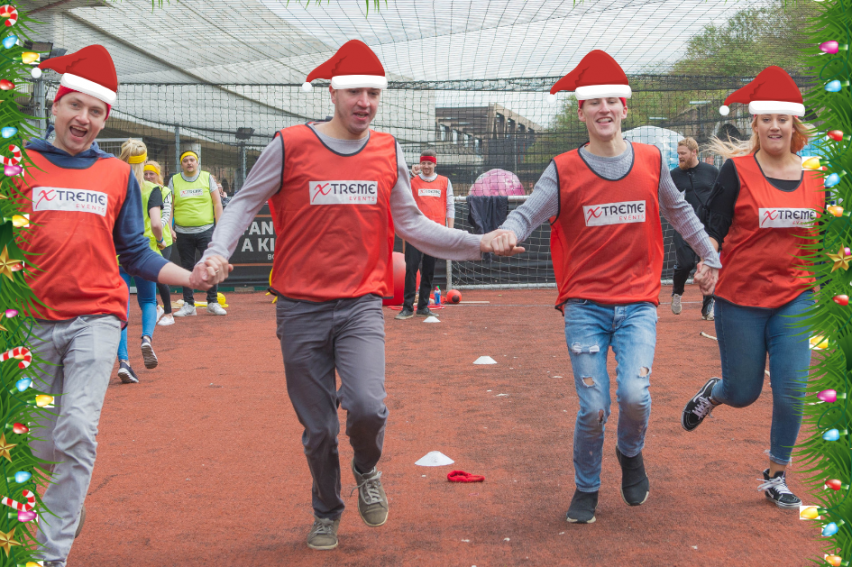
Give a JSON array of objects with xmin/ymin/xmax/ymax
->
[
  {"xmin": 174, "ymin": 125, "xmax": 180, "ymax": 175},
  {"xmin": 238, "ymin": 143, "xmax": 247, "ymax": 192},
  {"xmin": 33, "ymin": 77, "xmax": 45, "ymax": 139},
  {"xmin": 446, "ymin": 259, "xmax": 453, "ymax": 291}
]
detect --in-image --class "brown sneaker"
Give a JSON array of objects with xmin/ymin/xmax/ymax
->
[
  {"xmin": 351, "ymin": 459, "xmax": 388, "ymax": 527},
  {"xmin": 307, "ymin": 516, "xmax": 340, "ymax": 550}
]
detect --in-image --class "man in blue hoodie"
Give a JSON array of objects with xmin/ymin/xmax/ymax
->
[{"xmin": 18, "ymin": 46, "xmax": 214, "ymax": 567}]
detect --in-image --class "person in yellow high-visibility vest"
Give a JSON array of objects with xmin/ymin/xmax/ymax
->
[{"xmin": 170, "ymin": 150, "xmax": 226, "ymax": 316}]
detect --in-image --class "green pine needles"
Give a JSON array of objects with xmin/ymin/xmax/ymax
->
[
  {"xmin": 0, "ymin": 4, "xmax": 56, "ymax": 566},
  {"xmin": 799, "ymin": 0, "xmax": 852, "ymax": 564}
]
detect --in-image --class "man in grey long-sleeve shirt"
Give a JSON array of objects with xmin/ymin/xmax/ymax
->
[
  {"xmin": 489, "ymin": 49, "xmax": 720, "ymax": 526},
  {"xmin": 190, "ymin": 40, "xmax": 515, "ymax": 552}
]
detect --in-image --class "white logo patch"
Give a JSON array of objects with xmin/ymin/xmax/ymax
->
[
  {"xmin": 179, "ymin": 188, "xmax": 205, "ymax": 198},
  {"xmin": 418, "ymin": 189, "xmax": 442, "ymax": 198},
  {"xmin": 310, "ymin": 181, "xmax": 377, "ymax": 205},
  {"xmin": 583, "ymin": 201, "xmax": 646, "ymax": 227},
  {"xmin": 759, "ymin": 208, "xmax": 817, "ymax": 228},
  {"xmin": 33, "ymin": 186, "xmax": 108, "ymax": 217}
]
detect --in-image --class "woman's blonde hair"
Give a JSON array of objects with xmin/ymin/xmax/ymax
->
[
  {"xmin": 145, "ymin": 160, "xmax": 164, "ymax": 185},
  {"xmin": 709, "ymin": 115, "xmax": 810, "ymax": 159},
  {"xmin": 119, "ymin": 138, "xmax": 147, "ymax": 188}
]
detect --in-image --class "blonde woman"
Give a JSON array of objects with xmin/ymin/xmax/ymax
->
[
  {"xmin": 144, "ymin": 160, "xmax": 177, "ymax": 326},
  {"xmin": 117, "ymin": 140, "xmax": 165, "ymax": 383},
  {"xmin": 682, "ymin": 67, "xmax": 823, "ymax": 509}
]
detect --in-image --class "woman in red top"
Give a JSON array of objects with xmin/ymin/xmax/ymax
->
[{"xmin": 681, "ymin": 66, "xmax": 823, "ymax": 509}]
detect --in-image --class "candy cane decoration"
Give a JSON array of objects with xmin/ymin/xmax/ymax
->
[
  {"xmin": 0, "ymin": 5, "xmax": 17, "ymax": 27},
  {"xmin": 0, "ymin": 347, "xmax": 31, "ymax": 369},
  {"xmin": 1, "ymin": 490, "xmax": 34, "ymax": 512},
  {"xmin": 1, "ymin": 145, "xmax": 21, "ymax": 166}
]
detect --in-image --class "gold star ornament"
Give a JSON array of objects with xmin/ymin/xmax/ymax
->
[
  {"xmin": 0, "ymin": 527, "xmax": 19, "ymax": 557},
  {"xmin": 0, "ymin": 434, "xmax": 16, "ymax": 463},
  {"xmin": 827, "ymin": 246, "xmax": 852, "ymax": 272}
]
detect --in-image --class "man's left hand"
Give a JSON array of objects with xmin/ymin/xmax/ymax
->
[{"xmin": 694, "ymin": 261, "xmax": 719, "ymax": 296}]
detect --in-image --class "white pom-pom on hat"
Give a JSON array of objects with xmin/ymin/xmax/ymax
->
[
  {"xmin": 547, "ymin": 93, "xmax": 557, "ymax": 104},
  {"xmin": 719, "ymin": 105, "xmax": 730, "ymax": 116},
  {"xmin": 301, "ymin": 82, "xmax": 313, "ymax": 92},
  {"xmin": 30, "ymin": 67, "xmax": 42, "ymax": 79}
]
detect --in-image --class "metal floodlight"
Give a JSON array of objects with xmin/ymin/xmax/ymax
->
[
  {"xmin": 689, "ymin": 100, "xmax": 711, "ymax": 105},
  {"xmin": 24, "ymin": 40, "xmax": 52, "ymax": 53},
  {"xmin": 48, "ymin": 48, "xmax": 67, "ymax": 60},
  {"xmin": 235, "ymin": 127, "xmax": 254, "ymax": 140},
  {"xmin": 649, "ymin": 116, "xmax": 667, "ymax": 120}
]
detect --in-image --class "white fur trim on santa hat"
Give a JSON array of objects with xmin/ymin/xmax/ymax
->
[
  {"xmin": 574, "ymin": 83, "xmax": 632, "ymax": 101},
  {"xmin": 747, "ymin": 100, "xmax": 805, "ymax": 117},
  {"xmin": 60, "ymin": 72, "xmax": 116, "ymax": 106},
  {"xmin": 330, "ymin": 75, "xmax": 388, "ymax": 90}
]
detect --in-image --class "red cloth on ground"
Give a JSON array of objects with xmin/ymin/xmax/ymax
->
[{"xmin": 447, "ymin": 470, "xmax": 485, "ymax": 482}]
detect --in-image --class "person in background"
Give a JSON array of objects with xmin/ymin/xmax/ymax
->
[
  {"xmin": 171, "ymin": 150, "xmax": 226, "ymax": 316},
  {"xmin": 396, "ymin": 148, "xmax": 454, "ymax": 320},
  {"xmin": 670, "ymin": 137, "xmax": 719, "ymax": 319},
  {"xmin": 116, "ymin": 140, "xmax": 165, "ymax": 383},
  {"xmin": 144, "ymin": 160, "xmax": 177, "ymax": 327}
]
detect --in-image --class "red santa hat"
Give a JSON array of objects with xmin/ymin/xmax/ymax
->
[
  {"xmin": 39, "ymin": 45, "xmax": 118, "ymax": 107},
  {"xmin": 719, "ymin": 66, "xmax": 804, "ymax": 117},
  {"xmin": 549, "ymin": 50, "xmax": 632, "ymax": 101},
  {"xmin": 302, "ymin": 39, "xmax": 387, "ymax": 92}
]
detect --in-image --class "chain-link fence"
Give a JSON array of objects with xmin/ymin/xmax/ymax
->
[{"xmin": 21, "ymin": 75, "xmax": 814, "ymax": 287}]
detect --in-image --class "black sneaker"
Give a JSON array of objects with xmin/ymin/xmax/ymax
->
[
  {"xmin": 682, "ymin": 378, "xmax": 720, "ymax": 432},
  {"xmin": 416, "ymin": 307, "xmax": 438, "ymax": 317},
  {"xmin": 140, "ymin": 336, "xmax": 158, "ymax": 369},
  {"xmin": 395, "ymin": 308, "xmax": 414, "ymax": 320},
  {"xmin": 758, "ymin": 469, "xmax": 801, "ymax": 509},
  {"xmin": 565, "ymin": 489, "xmax": 598, "ymax": 524},
  {"xmin": 615, "ymin": 447, "xmax": 649, "ymax": 506},
  {"xmin": 117, "ymin": 360, "xmax": 139, "ymax": 384}
]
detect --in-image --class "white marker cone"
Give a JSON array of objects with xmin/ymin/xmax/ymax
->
[
  {"xmin": 423, "ymin": 316, "xmax": 440, "ymax": 323},
  {"xmin": 415, "ymin": 451, "xmax": 455, "ymax": 467},
  {"xmin": 474, "ymin": 356, "xmax": 497, "ymax": 365}
]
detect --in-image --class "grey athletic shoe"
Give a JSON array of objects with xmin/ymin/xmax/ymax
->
[
  {"xmin": 351, "ymin": 460, "xmax": 388, "ymax": 527},
  {"xmin": 702, "ymin": 298, "xmax": 715, "ymax": 321},
  {"xmin": 307, "ymin": 516, "xmax": 340, "ymax": 550},
  {"xmin": 174, "ymin": 303, "xmax": 196, "ymax": 317},
  {"xmin": 671, "ymin": 294, "xmax": 682, "ymax": 315},
  {"xmin": 395, "ymin": 308, "xmax": 414, "ymax": 320},
  {"xmin": 117, "ymin": 360, "xmax": 139, "ymax": 384},
  {"xmin": 207, "ymin": 303, "xmax": 227, "ymax": 316},
  {"xmin": 140, "ymin": 336, "xmax": 158, "ymax": 369},
  {"xmin": 416, "ymin": 307, "xmax": 438, "ymax": 317}
]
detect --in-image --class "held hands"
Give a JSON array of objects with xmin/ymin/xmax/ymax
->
[
  {"xmin": 694, "ymin": 261, "xmax": 719, "ymax": 296},
  {"xmin": 481, "ymin": 229, "xmax": 526, "ymax": 257},
  {"xmin": 190, "ymin": 255, "xmax": 233, "ymax": 290}
]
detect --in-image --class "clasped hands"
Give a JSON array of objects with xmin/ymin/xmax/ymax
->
[
  {"xmin": 693, "ymin": 261, "xmax": 719, "ymax": 296},
  {"xmin": 481, "ymin": 229, "xmax": 525, "ymax": 256},
  {"xmin": 190, "ymin": 255, "xmax": 233, "ymax": 290}
]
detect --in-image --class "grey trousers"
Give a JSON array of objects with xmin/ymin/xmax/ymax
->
[
  {"xmin": 29, "ymin": 315, "xmax": 122, "ymax": 565},
  {"xmin": 276, "ymin": 294, "xmax": 388, "ymax": 520}
]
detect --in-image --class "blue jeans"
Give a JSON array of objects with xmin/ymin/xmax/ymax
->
[
  {"xmin": 563, "ymin": 300, "xmax": 657, "ymax": 492},
  {"xmin": 117, "ymin": 267, "xmax": 158, "ymax": 361},
  {"xmin": 710, "ymin": 291, "xmax": 814, "ymax": 465}
]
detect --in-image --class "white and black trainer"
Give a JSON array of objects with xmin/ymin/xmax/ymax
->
[
  {"xmin": 671, "ymin": 294, "xmax": 683, "ymax": 315},
  {"xmin": 682, "ymin": 378, "xmax": 720, "ymax": 431},
  {"xmin": 758, "ymin": 469, "xmax": 801, "ymax": 509}
]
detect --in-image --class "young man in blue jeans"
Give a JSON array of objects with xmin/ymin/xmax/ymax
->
[{"xmin": 489, "ymin": 50, "xmax": 720, "ymax": 523}]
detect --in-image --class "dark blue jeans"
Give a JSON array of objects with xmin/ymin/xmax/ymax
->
[{"xmin": 710, "ymin": 291, "xmax": 814, "ymax": 465}]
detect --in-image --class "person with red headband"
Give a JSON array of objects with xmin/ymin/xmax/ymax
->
[
  {"xmin": 190, "ymin": 39, "xmax": 515, "ymax": 550},
  {"xmin": 681, "ymin": 66, "xmax": 822, "ymax": 509},
  {"xmin": 396, "ymin": 148, "xmax": 454, "ymax": 319},
  {"xmin": 17, "ymin": 45, "xmax": 200, "ymax": 567},
  {"xmin": 489, "ymin": 50, "xmax": 721, "ymax": 524}
]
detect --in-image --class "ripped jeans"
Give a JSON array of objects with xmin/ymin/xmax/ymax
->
[{"xmin": 563, "ymin": 299, "xmax": 657, "ymax": 492}]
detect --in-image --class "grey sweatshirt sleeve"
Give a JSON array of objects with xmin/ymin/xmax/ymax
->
[
  {"xmin": 499, "ymin": 161, "xmax": 559, "ymax": 242},
  {"xmin": 392, "ymin": 143, "xmax": 482, "ymax": 260},
  {"xmin": 657, "ymin": 163, "xmax": 722, "ymax": 269},
  {"xmin": 201, "ymin": 137, "xmax": 283, "ymax": 261},
  {"xmin": 446, "ymin": 178, "xmax": 455, "ymax": 219}
]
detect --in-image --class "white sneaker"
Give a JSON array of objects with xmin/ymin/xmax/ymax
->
[
  {"xmin": 207, "ymin": 303, "xmax": 227, "ymax": 316},
  {"xmin": 158, "ymin": 313, "xmax": 175, "ymax": 326},
  {"xmin": 671, "ymin": 294, "xmax": 682, "ymax": 315},
  {"xmin": 156, "ymin": 305, "xmax": 164, "ymax": 320},
  {"xmin": 174, "ymin": 303, "xmax": 196, "ymax": 317}
]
